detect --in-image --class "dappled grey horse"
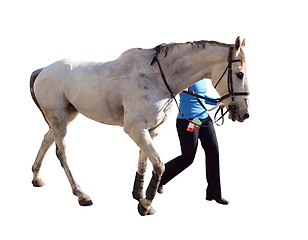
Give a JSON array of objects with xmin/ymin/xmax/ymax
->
[{"xmin": 30, "ymin": 37, "xmax": 249, "ymax": 215}]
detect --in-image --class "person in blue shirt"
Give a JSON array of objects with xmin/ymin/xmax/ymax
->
[{"xmin": 158, "ymin": 79, "xmax": 229, "ymax": 205}]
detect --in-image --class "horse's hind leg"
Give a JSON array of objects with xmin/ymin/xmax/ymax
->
[
  {"xmin": 46, "ymin": 108, "xmax": 92, "ymax": 206},
  {"xmin": 32, "ymin": 129, "xmax": 54, "ymax": 187},
  {"xmin": 32, "ymin": 106, "xmax": 78, "ymax": 187}
]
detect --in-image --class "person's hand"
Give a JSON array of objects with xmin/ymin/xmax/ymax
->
[
  {"xmin": 182, "ymin": 88, "xmax": 188, "ymax": 93},
  {"xmin": 219, "ymin": 103, "xmax": 225, "ymax": 109}
]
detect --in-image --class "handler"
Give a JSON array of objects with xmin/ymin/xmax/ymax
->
[{"xmin": 158, "ymin": 79, "xmax": 228, "ymax": 205}]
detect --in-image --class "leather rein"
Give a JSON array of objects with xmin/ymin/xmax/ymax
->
[{"xmin": 150, "ymin": 47, "xmax": 249, "ymax": 126}]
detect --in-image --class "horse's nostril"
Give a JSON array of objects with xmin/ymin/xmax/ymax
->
[{"xmin": 243, "ymin": 113, "xmax": 249, "ymax": 120}]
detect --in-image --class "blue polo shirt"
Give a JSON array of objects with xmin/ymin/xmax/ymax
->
[{"xmin": 177, "ymin": 79, "xmax": 216, "ymax": 119}]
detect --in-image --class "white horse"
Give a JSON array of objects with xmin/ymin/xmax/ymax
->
[{"xmin": 30, "ymin": 37, "xmax": 249, "ymax": 215}]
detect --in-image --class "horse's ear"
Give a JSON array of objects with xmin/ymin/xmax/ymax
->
[
  {"xmin": 233, "ymin": 36, "xmax": 241, "ymax": 57},
  {"xmin": 241, "ymin": 38, "xmax": 246, "ymax": 48}
]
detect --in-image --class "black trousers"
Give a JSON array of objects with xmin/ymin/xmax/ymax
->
[{"xmin": 161, "ymin": 117, "xmax": 222, "ymax": 198}]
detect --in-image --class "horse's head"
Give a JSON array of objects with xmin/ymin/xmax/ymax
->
[{"xmin": 212, "ymin": 37, "xmax": 249, "ymax": 122}]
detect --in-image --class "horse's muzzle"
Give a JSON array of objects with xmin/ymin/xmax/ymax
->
[
  {"xmin": 241, "ymin": 113, "xmax": 250, "ymax": 121},
  {"xmin": 228, "ymin": 105, "xmax": 249, "ymax": 122}
]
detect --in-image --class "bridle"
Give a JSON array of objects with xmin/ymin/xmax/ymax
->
[
  {"xmin": 151, "ymin": 46, "xmax": 249, "ymax": 126},
  {"xmin": 213, "ymin": 46, "xmax": 249, "ymax": 102},
  {"xmin": 212, "ymin": 46, "xmax": 250, "ymax": 122}
]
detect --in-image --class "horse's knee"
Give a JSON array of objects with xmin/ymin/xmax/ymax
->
[{"xmin": 153, "ymin": 161, "xmax": 165, "ymax": 176}]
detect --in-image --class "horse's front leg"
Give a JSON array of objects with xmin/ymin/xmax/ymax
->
[
  {"xmin": 125, "ymin": 122, "xmax": 165, "ymax": 216},
  {"xmin": 132, "ymin": 150, "xmax": 156, "ymax": 215},
  {"xmin": 132, "ymin": 150, "xmax": 147, "ymax": 201}
]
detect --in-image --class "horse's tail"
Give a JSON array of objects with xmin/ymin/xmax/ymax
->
[{"xmin": 30, "ymin": 68, "xmax": 50, "ymax": 127}]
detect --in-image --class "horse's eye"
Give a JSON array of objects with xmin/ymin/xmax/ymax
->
[{"xmin": 236, "ymin": 72, "xmax": 244, "ymax": 79}]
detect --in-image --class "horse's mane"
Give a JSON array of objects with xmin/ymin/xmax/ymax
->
[
  {"xmin": 152, "ymin": 40, "xmax": 245, "ymax": 65},
  {"xmin": 153, "ymin": 40, "xmax": 233, "ymax": 57}
]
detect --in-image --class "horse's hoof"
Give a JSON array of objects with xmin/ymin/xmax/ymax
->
[
  {"xmin": 138, "ymin": 202, "xmax": 148, "ymax": 216},
  {"xmin": 147, "ymin": 206, "xmax": 156, "ymax": 215},
  {"xmin": 138, "ymin": 203, "xmax": 155, "ymax": 216},
  {"xmin": 78, "ymin": 198, "xmax": 93, "ymax": 206},
  {"xmin": 32, "ymin": 178, "xmax": 45, "ymax": 187}
]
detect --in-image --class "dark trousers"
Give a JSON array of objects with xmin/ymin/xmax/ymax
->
[{"xmin": 161, "ymin": 117, "xmax": 222, "ymax": 198}]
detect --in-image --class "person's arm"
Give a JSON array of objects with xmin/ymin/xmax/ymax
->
[
  {"xmin": 181, "ymin": 89, "xmax": 224, "ymax": 108},
  {"xmin": 203, "ymin": 94, "xmax": 217, "ymax": 106}
]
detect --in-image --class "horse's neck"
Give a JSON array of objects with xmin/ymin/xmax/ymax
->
[{"xmin": 159, "ymin": 45, "xmax": 229, "ymax": 95}]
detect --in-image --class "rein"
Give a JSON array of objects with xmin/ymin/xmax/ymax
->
[
  {"xmin": 150, "ymin": 47, "xmax": 249, "ymax": 127},
  {"xmin": 181, "ymin": 89, "xmax": 228, "ymax": 126}
]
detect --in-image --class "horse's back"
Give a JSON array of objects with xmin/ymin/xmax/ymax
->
[{"xmin": 34, "ymin": 48, "xmax": 153, "ymax": 91}]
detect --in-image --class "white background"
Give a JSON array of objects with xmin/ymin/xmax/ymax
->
[{"xmin": 1, "ymin": 0, "xmax": 307, "ymax": 239}]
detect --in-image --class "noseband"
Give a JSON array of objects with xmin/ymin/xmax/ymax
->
[{"xmin": 151, "ymin": 46, "xmax": 249, "ymax": 126}]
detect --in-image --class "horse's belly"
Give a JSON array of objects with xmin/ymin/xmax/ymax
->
[
  {"xmin": 75, "ymin": 103, "xmax": 124, "ymax": 126},
  {"xmin": 81, "ymin": 111, "xmax": 124, "ymax": 126},
  {"xmin": 68, "ymin": 92, "xmax": 125, "ymax": 126},
  {"xmin": 63, "ymin": 73, "xmax": 125, "ymax": 126}
]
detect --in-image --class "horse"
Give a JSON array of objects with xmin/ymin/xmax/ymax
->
[{"xmin": 30, "ymin": 37, "xmax": 249, "ymax": 216}]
